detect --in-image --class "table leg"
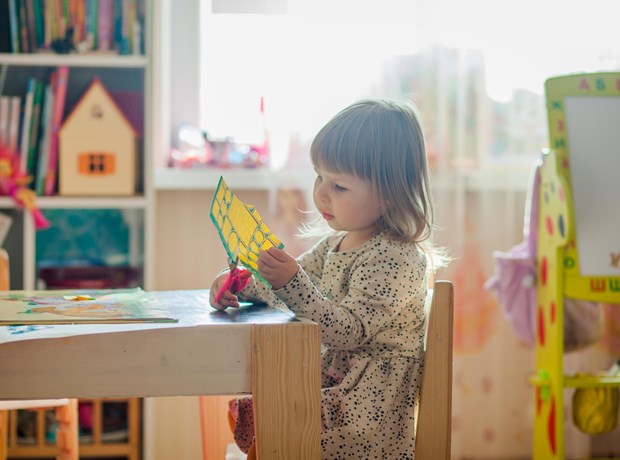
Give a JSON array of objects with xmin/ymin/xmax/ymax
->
[{"xmin": 251, "ymin": 322, "xmax": 322, "ymax": 459}]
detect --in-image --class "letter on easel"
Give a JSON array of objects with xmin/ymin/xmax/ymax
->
[{"xmin": 590, "ymin": 278, "xmax": 606, "ymax": 292}]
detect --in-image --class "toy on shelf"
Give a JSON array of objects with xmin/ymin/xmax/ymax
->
[
  {"xmin": 0, "ymin": 143, "xmax": 50, "ymax": 230},
  {"xmin": 169, "ymin": 97, "xmax": 270, "ymax": 169},
  {"xmin": 59, "ymin": 78, "xmax": 137, "ymax": 196}
]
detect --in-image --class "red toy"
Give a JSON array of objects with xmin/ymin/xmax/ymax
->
[{"xmin": 0, "ymin": 144, "xmax": 51, "ymax": 230}]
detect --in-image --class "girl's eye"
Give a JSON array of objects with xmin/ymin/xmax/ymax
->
[{"xmin": 334, "ymin": 184, "xmax": 347, "ymax": 192}]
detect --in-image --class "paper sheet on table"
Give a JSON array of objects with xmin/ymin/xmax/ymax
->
[{"xmin": 0, "ymin": 288, "xmax": 177, "ymax": 326}]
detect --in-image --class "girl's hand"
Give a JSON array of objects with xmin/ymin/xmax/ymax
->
[
  {"xmin": 257, "ymin": 247, "xmax": 298, "ymax": 290},
  {"xmin": 209, "ymin": 271, "xmax": 254, "ymax": 310}
]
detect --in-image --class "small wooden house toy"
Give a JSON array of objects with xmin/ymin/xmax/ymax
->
[{"xmin": 59, "ymin": 78, "xmax": 137, "ymax": 196}]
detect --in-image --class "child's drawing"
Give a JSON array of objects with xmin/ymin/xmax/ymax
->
[{"xmin": 0, "ymin": 288, "xmax": 176, "ymax": 325}]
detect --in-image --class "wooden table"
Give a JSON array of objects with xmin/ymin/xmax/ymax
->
[{"xmin": 0, "ymin": 290, "xmax": 322, "ymax": 459}]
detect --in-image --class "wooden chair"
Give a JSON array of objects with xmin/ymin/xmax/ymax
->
[
  {"xmin": 199, "ymin": 280, "xmax": 454, "ymax": 459},
  {"xmin": 0, "ymin": 248, "xmax": 79, "ymax": 460},
  {"xmin": 416, "ymin": 280, "xmax": 454, "ymax": 460}
]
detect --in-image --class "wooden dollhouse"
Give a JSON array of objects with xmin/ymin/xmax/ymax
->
[
  {"xmin": 59, "ymin": 78, "xmax": 137, "ymax": 196},
  {"xmin": 531, "ymin": 72, "xmax": 620, "ymax": 459}
]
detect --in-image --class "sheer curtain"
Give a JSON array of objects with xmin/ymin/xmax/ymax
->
[{"xmin": 199, "ymin": 1, "xmax": 620, "ymax": 457}]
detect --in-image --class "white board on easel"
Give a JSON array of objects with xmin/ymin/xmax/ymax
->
[{"xmin": 564, "ymin": 96, "xmax": 620, "ymax": 276}]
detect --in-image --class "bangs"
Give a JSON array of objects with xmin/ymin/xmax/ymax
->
[
  {"xmin": 310, "ymin": 108, "xmax": 377, "ymax": 180},
  {"xmin": 307, "ymin": 99, "xmax": 434, "ymax": 244}
]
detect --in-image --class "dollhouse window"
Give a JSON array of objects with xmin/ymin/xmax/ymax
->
[{"xmin": 79, "ymin": 153, "xmax": 116, "ymax": 176}]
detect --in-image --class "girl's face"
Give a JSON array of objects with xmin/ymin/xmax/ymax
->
[{"xmin": 313, "ymin": 166, "xmax": 383, "ymax": 247}]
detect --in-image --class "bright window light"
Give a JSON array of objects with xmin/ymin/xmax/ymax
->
[{"xmin": 199, "ymin": 0, "xmax": 620, "ymax": 170}]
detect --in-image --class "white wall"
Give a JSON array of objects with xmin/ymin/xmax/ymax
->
[{"xmin": 147, "ymin": 2, "xmax": 210, "ymax": 459}]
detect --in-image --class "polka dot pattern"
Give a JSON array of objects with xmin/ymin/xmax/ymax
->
[{"xmin": 236, "ymin": 232, "xmax": 428, "ymax": 458}]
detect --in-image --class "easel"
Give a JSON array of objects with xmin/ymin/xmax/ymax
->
[{"xmin": 531, "ymin": 72, "xmax": 620, "ymax": 459}]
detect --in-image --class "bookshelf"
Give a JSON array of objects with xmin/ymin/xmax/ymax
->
[
  {"xmin": 0, "ymin": 1, "xmax": 159, "ymax": 458},
  {"xmin": 5, "ymin": 398, "xmax": 141, "ymax": 460},
  {"xmin": 0, "ymin": 0, "xmax": 155, "ymax": 292}
]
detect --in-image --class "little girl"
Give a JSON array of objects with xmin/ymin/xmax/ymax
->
[{"xmin": 210, "ymin": 99, "xmax": 443, "ymax": 459}]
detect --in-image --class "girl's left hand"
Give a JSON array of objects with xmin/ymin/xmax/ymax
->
[{"xmin": 257, "ymin": 247, "xmax": 298, "ymax": 290}]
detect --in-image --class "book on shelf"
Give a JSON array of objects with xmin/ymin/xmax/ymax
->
[
  {"xmin": 44, "ymin": 65, "xmax": 69, "ymax": 196},
  {"xmin": 0, "ymin": 97, "xmax": 9, "ymax": 145},
  {"xmin": 1, "ymin": 0, "xmax": 143, "ymax": 54},
  {"xmin": 23, "ymin": 0, "xmax": 37, "ymax": 53},
  {"xmin": 32, "ymin": 0, "xmax": 45, "ymax": 50},
  {"xmin": 18, "ymin": 77, "xmax": 36, "ymax": 174},
  {"xmin": 8, "ymin": 0, "xmax": 21, "ymax": 53},
  {"xmin": 0, "ymin": 65, "xmax": 69, "ymax": 195},
  {"xmin": 0, "ymin": 1, "xmax": 11, "ymax": 53},
  {"xmin": 17, "ymin": 0, "xmax": 30, "ymax": 53},
  {"xmin": 73, "ymin": 0, "xmax": 86, "ymax": 46},
  {"xmin": 26, "ymin": 80, "xmax": 44, "ymax": 181},
  {"xmin": 98, "ymin": 0, "xmax": 114, "ymax": 52},
  {"xmin": 35, "ymin": 83, "xmax": 53, "ymax": 195},
  {"xmin": 85, "ymin": 0, "xmax": 98, "ymax": 50},
  {"xmin": 8, "ymin": 96, "xmax": 21, "ymax": 152}
]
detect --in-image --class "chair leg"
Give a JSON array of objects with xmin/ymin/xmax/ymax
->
[
  {"xmin": 55, "ymin": 400, "xmax": 79, "ymax": 460},
  {"xmin": 0, "ymin": 410, "xmax": 8, "ymax": 460}
]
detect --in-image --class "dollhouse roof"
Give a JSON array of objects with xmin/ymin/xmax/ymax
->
[{"xmin": 60, "ymin": 77, "xmax": 139, "ymax": 137}]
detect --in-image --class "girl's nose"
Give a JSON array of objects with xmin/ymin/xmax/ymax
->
[{"xmin": 314, "ymin": 181, "xmax": 328, "ymax": 203}]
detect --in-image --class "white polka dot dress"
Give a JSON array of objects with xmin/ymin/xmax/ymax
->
[{"xmin": 235, "ymin": 232, "xmax": 428, "ymax": 459}]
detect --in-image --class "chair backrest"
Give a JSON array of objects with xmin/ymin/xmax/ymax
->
[{"xmin": 416, "ymin": 280, "xmax": 454, "ymax": 460}]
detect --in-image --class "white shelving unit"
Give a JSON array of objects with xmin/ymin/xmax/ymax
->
[
  {"xmin": 0, "ymin": 4, "xmax": 157, "ymax": 292},
  {"xmin": 0, "ymin": 1, "xmax": 164, "ymax": 459}
]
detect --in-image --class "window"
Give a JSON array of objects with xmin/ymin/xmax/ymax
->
[{"xmin": 199, "ymin": 0, "xmax": 620, "ymax": 172}]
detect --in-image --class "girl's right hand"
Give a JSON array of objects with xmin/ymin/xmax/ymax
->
[{"xmin": 209, "ymin": 271, "xmax": 254, "ymax": 310}]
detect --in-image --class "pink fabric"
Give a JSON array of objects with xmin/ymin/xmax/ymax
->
[
  {"xmin": 485, "ymin": 162, "xmax": 540, "ymax": 345},
  {"xmin": 485, "ymin": 161, "xmax": 604, "ymax": 351}
]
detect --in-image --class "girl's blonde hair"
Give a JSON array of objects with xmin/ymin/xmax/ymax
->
[{"xmin": 309, "ymin": 99, "xmax": 434, "ymax": 245}]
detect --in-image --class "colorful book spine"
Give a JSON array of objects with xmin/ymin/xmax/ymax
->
[
  {"xmin": 74, "ymin": 0, "xmax": 86, "ymax": 46},
  {"xmin": 98, "ymin": 0, "xmax": 113, "ymax": 51},
  {"xmin": 85, "ymin": 0, "xmax": 98, "ymax": 50},
  {"xmin": 0, "ymin": 97, "xmax": 9, "ymax": 146},
  {"xmin": 24, "ymin": 0, "xmax": 36, "ymax": 52},
  {"xmin": 32, "ymin": 0, "xmax": 45, "ymax": 49},
  {"xmin": 44, "ymin": 66, "xmax": 69, "ymax": 196},
  {"xmin": 26, "ymin": 81, "xmax": 44, "ymax": 182},
  {"xmin": 35, "ymin": 84, "xmax": 53, "ymax": 195},
  {"xmin": 113, "ymin": 0, "xmax": 122, "ymax": 49},
  {"xmin": 18, "ymin": 0, "xmax": 29, "ymax": 52},
  {"xmin": 0, "ymin": 0, "xmax": 12, "ymax": 53},
  {"xmin": 61, "ymin": 0, "xmax": 70, "ymax": 38},
  {"xmin": 19, "ymin": 77, "xmax": 36, "ymax": 173},
  {"xmin": 119, "ymin": 0, "xmax": 131, "ymax": 54},
  {"xmin": 8, "ymin": 0, "xmax": 21, "ymax": 52},
  {"xmin": 43, "ymin": 0, "xmax": 53, "ymax": 48},
  {"xmin": 8, "ymin": 96, "xmax": 21, "ymax": 152}
]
